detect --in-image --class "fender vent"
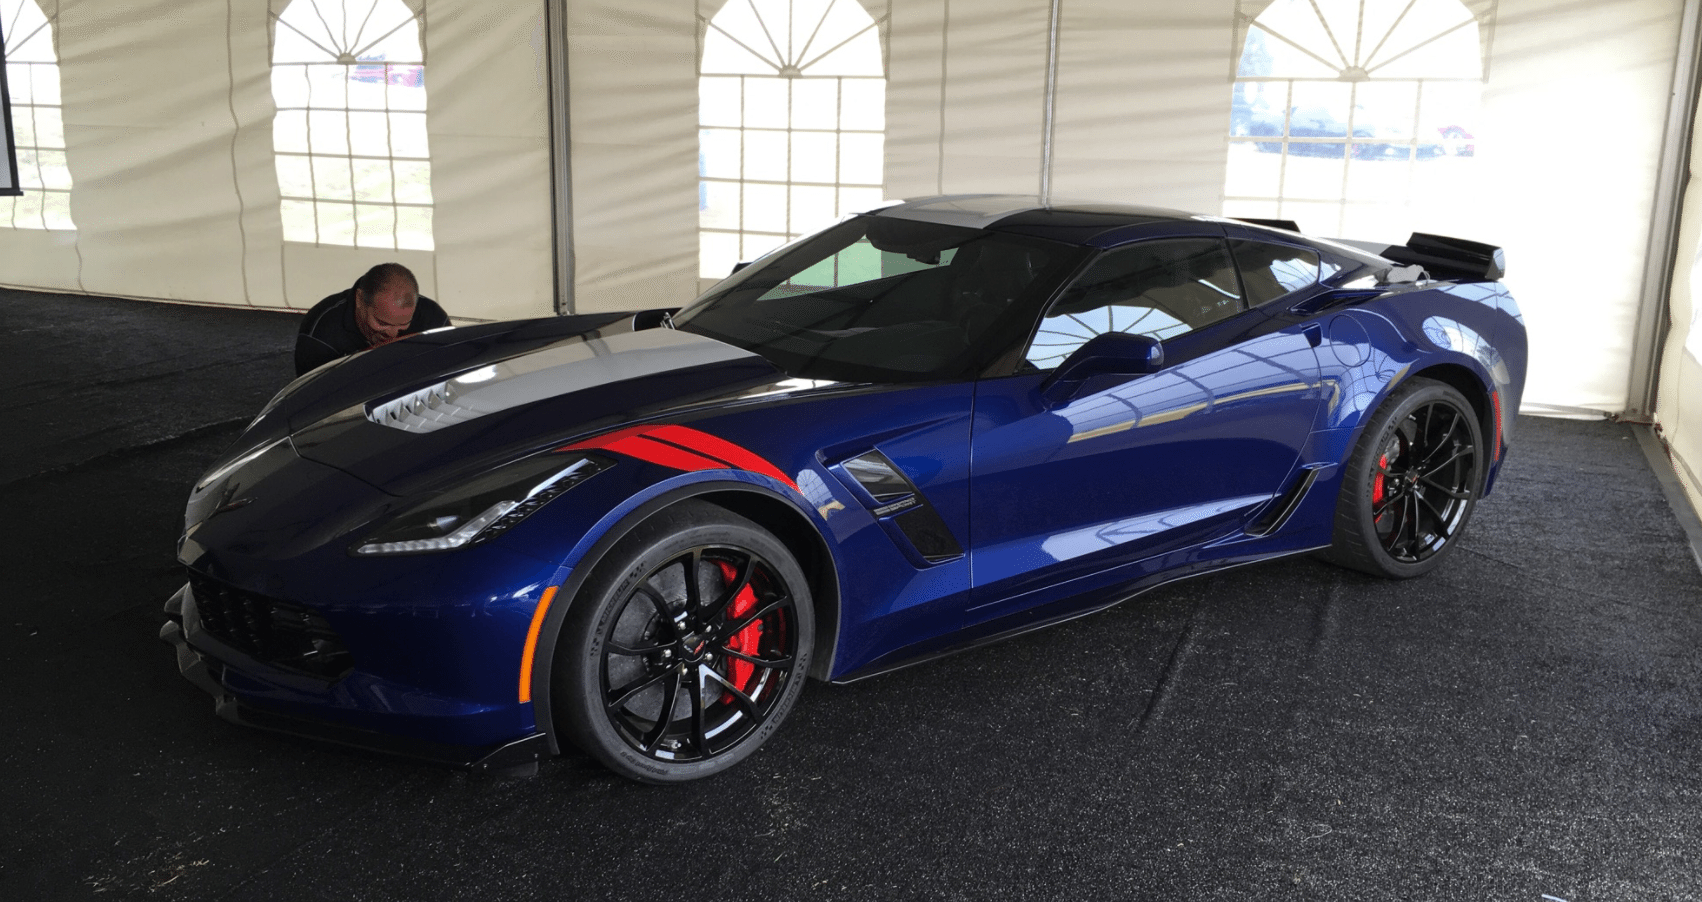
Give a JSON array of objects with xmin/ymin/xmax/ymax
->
[
  {"xmin": 1247, "ymin": 467, "xmax": 1320, "ymax": 537},
  {"xmin": 840, "ymin": 450, "xmax": 964, "ymax": 564}
]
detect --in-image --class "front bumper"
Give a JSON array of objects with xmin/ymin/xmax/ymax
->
[{"xmin": 161, "ymin": 583, "xmax": 549, "ymax": 773}]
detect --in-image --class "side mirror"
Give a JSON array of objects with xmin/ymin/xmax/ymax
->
[{"xmin": 1040, "ymin": 332, "xmax": 1164, "ymax": 405}]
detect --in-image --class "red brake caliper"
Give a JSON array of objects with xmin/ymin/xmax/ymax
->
[
  {"xmin": 1372, "ymin": 453, "xmax": 1389, "ymax": 508},
  {"xmin": 714, "ymin": 560, "xmax": 761, "ymax": 701}
]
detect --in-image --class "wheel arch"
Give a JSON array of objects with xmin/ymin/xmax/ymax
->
[
  {"xmin": 695, "ymin": 489, "xmax": 842, "ymax": 683},
  {"xmin": 1407, "ymin": 361, "xmax": 1498, "ymax": 478},
  {"xmin": 525, "ymin": 480, "xmax": 842, "ymax": 756},
  {"xmin": 1323, "ymin": 363, "xmax": 1492, "ymax": 577}
]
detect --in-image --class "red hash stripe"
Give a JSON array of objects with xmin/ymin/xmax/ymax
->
[
  {"xmin": 558, "ymin": 424, "xmax": 797, "ymax": 492},
  {"xmin": 645, "ymin": 424, "xmax": 798, "ymax": 491},
  {"xmin": 559, "ymin": 425, "xmax": 650, "ymax": 453},
  {"xmin": 605, "ymin": 435, "xmax": 731, "ymax": 475}
]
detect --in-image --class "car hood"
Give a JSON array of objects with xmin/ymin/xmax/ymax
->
[{"xmin": 232, "ymin": 316, "xmax": 789, "ymax": 497}]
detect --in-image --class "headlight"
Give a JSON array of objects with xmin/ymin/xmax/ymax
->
[{"xmin": 352, "ymin": 453, "xmax": 612, "ymax": 556}]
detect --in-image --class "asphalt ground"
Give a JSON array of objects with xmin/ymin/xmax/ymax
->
[{"xmin": 2, "ymin": 287, "xmax": 1699, "ymax": 901}]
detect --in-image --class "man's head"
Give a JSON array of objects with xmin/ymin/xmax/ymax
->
[{"xmin": 353, "ymin": 263, "xmax": 421, "ymax": 347}]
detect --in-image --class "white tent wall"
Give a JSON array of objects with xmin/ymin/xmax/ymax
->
[
  {"xmin": 1049, "ymin": 3, "xmax": 1237, "ymax": 209},
  {"xmin": 885, "ymin": 1, "xmax": 1236, "ymax": 208},
  {"xmin": 886, "ymin": 1, "xmax": 1052, "ymax": 198},
  {"xmin": 563, "ymin": 0, "xmax": 699, "ymax": 313},
  {"xmin": 0, "ymin": 0, "xmax": 555, "ymax": 322},
  {"xmin": 419, "ymin": 2, "xmax": 555, "ymax": 321},
  {"xmin": 1481, "ymin": 0, "xmax": 1685, "ymax": 417},
  {"xmin": 1659, "ymin": 41, "xmax": 1702, "ymax": 523}
]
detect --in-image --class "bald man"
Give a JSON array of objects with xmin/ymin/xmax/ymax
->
[{"xmin": 294, "ymin": 263, "xmax": 450, "ymax": 375}]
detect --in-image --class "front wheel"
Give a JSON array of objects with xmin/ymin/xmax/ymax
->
[
  {"xmin": 555, "ymin": 501, "xmax": 813, "ymax": 783},
  {"xmin": 1325, "ymin": 378, "xmax": 1484, "ymax": 578}
]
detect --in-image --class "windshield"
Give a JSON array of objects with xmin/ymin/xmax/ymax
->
[{"xmin": 674, "ymin": 216, "xmax": 1083, "ymax": 383}]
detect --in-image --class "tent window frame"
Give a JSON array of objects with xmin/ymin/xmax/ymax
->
[
  {"xmin": 1224, "ymin": 0, "xmax": 1492, "ymax": 237},
  {"xmin": 696, "ymin": 0, "xmax": 891, "ymax": 281},
  {"xmin": 1, "ymin": 0, "xmax": 75, "ymax": 231},
  {"xmin": 269, "ymin": 0, "xmax": 435, "ymax": 251}
]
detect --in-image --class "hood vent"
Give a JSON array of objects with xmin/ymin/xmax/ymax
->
[{"xmin": 367, "ymin": 380, "xmax": 467, "ymax": 433}]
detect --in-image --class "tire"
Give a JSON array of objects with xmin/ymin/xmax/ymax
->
[
  {"xmin": 1325, "ymin": 378, "xmax": 1484, "ymax": 579},
  {"xmin": 554, "ymin": 501, "xmax": 813, "ymax": 783}
]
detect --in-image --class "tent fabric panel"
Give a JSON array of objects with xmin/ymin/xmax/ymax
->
[
  {"xmin": 1659, "ymin": 245, "xmax": 1702, "ymax": 523},
  {"xmin": 0, "ymin": 220, "xmax": 82, "ymax": 294},
  {"xmin": 1658, "ymin": 35, "xmax": 1702, "ymax": 528},
  {"xmin": 935, "ymin": 1, "xmax": 1051, "ymax": 196},
  {"xmin": 884, "ymin": 0, "xmax": 1050, "ymax": 199},
  {"xmin": 1049, "ymin": 0, "xmax": 1235, "ymax": 211},
  {"xmin": 429, "ymin": 134, "xmax": 556, "ymax": 321},
  {"xmin": 423, "ymin": 3, "xmax": 555, "ymax": 322},
  {"xmin": 51, "ymin": 0, "xmax": 250, "ymax": 304},
  {"xmin": 882, "ymin": 0, "xmax": 949, "ymax": 197},
  {"xmin": 1478, "ymin": 0, "xmax": 1684, "ymax": 416},
  {"xmin": 566, "ymin": 1, "xmax": 699, "ymax": 312}
]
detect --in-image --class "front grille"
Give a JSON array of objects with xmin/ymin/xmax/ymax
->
[{"xmin": 187, "ymin": 573, "xmax": 354, "ymax": 680}]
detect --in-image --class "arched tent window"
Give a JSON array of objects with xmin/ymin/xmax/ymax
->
[
  {"xmin": 2, "ymin": 0, "xmax": 74, "ymax": 230},
  {"xmin": 698, "ymin": 0, "xmax": 887, "ymax": 280},
  {"xmin": 271, "ymin": 0, "xmax": 433, "ymax": 250},
  {"xmin": 1225, "ymin": 0, "xmax": 1485, "ymax": 238}
]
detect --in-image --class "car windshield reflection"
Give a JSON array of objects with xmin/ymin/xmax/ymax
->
[{"xmin": 674, "ymin": 217, "xmax": 1082, "ymax": 384}]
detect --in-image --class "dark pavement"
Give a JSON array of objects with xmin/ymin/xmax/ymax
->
[{"xmin": 2, "ymin": 288, "xmax": 1699, "ymax": 901}]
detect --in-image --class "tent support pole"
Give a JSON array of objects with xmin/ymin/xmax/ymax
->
[
  {"xmin": 1040, "ymin": 0, "xmax": 1062, "ymax": 204},
  {"xmin": 1630, "ymin": 0, "xmax": 1702, "ymax": 417},
  {"xmin": 545, "ymin": 0, "xmax": 575, "ymax": 315}
]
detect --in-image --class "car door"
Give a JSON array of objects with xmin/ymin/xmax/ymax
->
[
  {"xmin": 965, "ymin": 234, "xmax": 1329, "ymax": 625},
  {"xmin": 1220, "ymin": 224, "xmax": 1384, "ymax": 429}
]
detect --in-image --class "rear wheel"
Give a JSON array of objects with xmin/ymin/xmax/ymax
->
[
  {"xmin": 555, "ymin": 501, "xmax": 813, "ymax": 783},
  {"xmin": 1326, "ymin": 378, "xmax": 1484, "ymax": 578}
]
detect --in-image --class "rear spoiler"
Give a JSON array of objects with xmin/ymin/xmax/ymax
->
[
  {"xmin": 1377, "ymin": 233, "xmax": 1505, "ymax": 282},
  {"xmin": 1233, "ymin": 218, "xmax": 1506, "ymax": 282}
]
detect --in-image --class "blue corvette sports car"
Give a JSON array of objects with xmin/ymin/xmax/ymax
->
[{"xmin": 163, "ymin": 195, "xmax": 1525, "ymax": 782}]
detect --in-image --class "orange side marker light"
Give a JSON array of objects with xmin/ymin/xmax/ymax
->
[{"xmin": 518, "ymin": 586, "xmax": 558, "ymax": 704}]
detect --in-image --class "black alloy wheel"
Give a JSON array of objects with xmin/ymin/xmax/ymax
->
[
  {"xmin": 1326, "ymin": 377, "xmax": 1484, "ymax": 578},
  {"xmin": 556, "ymin": 501, "xmax": 813, "ymax": 783}
]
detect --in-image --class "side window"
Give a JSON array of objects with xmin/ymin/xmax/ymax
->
[
  {"xmin": 1230, "ymin": 240, "xmax": 1320, "ymax": 305},
  {"xmin": 1027, "ymin": 239, "xmax": 1243, "ymax": 370}
]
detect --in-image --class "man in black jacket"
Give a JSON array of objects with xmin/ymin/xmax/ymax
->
[{"xmin": 294, "ymin": 263, "xmax": 450, "ymax": 375}]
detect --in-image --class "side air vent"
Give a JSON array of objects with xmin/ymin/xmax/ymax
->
[
  {"xmin": 1247, "ymin": 467, "xmax": 1321, "ymax": 537},
  {"xmin": 839, "ymin": 450, "xmax": 964, "ymax": 564},
  {"xmin": 843, "ymin": 452, "xmax": 913, "ymax": 501}
]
